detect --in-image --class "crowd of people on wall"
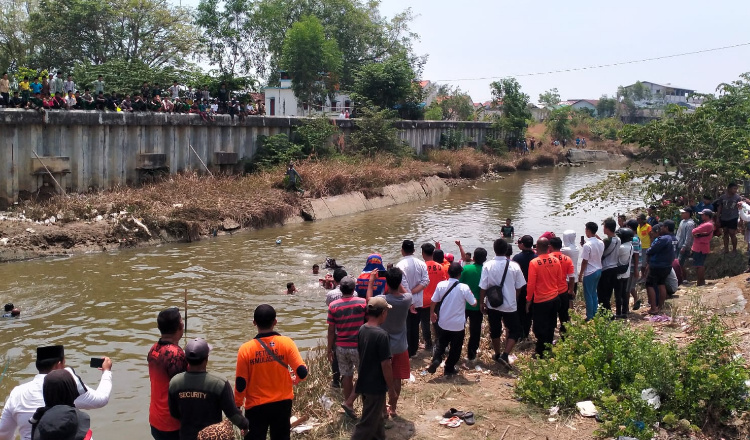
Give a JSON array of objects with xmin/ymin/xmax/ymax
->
[{"xmin": 0, "ymin": 72, "xmax": 265, "ymax": 121}]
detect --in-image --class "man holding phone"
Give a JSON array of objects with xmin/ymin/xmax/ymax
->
[{"xmin": 0, "ymin": 345, "xmax": 113, "ymax": 440}]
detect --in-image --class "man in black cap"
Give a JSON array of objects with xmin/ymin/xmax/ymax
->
[
  {"xmin": 512, "ymin": 235, "xmax": 537, "ymax": 339},
  {"xmin": 0, "ymin": 345, "xmax": 113, "ymax": 440},
  {"xmin": 169, "ymin": 338, "xmax": 249, "ymax": 440}
]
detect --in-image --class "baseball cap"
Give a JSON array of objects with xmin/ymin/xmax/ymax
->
[
  {"xmin": 184, "ymin": 338, "xmax": 212, "ymax": 361},
  {"xmin": 539, "ymin": 231, "xmax": 556, "ymax": 241},
  {"xmin": 339, "ymin": 276, "xmax": 356, "ymax": 292},
  {"xmin": 680, "ymin": 207, "xmax": 694, "ymax": 214},
  {"xmin": 519, "ymin": 235, "xmax": 534, "ymax": 248},
  {"xmin": 700, "ymin": 208, "xmax": 714, "ymax": 217},
  {"xmin": 362, "ymin": 254, "xmax": 386, "ymax": 272},
  {"xmin": 367, "ymin": 296, "xmax": 392, "ymax": 311},
  {"xmin": 445, "ymin": 253, "xmax": 454, "ymax": 263}
]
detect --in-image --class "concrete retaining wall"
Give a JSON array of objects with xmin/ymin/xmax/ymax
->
[
  {"xmin": 566, "ymin": 148, "xmax": 626, "ymax": 163},
  {"xmin": 301, "ymin": 176, "xmax": 449, "ymax": 221},
  {"xmin": 0, "ymin": 111, "xmax": 489, "ymax": 207}
]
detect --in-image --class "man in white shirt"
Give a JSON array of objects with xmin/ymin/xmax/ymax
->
[
  {"xmin": 578, "ymin": 222, "xmax": 604, "ymax": 321},
  {"xmin": 169, "ymin": 81, "xmax": 180, "ymax": 99},
  {"xmin": 395, "ymin": 240, "xmax": 430, "ymax": 358},
  {"xmin": 480, "ymin": 238, "xmax": 527, "ymax": 368},
  {"xmin": 0, "ymin": 345, "xmax": 113, "ymax": 440},
  {"xmin": 427, "ymin": 263, "xmax": 476, "ymax": 376}
]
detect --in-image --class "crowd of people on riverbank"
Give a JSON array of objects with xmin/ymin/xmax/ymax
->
[
  {"xmin": 2, "ymin": 182, "xmax": 749, "ymax": 440},
  {"xmin": 0, "ymin": 72, "xmax": 265, "ymax": 120}
]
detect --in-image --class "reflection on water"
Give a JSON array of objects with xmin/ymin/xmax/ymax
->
[{"xmin": 0, "ymin": 163, "xmax": 629, "ymax": 438}]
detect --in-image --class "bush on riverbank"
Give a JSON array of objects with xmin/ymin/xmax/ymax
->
[{"xmin": 516, "ymin": 314, "xmax": 750, "ymax": 440}]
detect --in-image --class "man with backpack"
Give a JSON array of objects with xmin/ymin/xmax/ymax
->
[
  {"xmin": 427, "ymin": 263, "xmax": 476, "ymax": 376},
  {"xmin": 596, "ymin": 218, "xmax": 621, "ymax": 314},
  {"xmin": 614, "ymin": 228, "xmax": 635, "ymax": 318},
  {"xmin": 479, "ymin": 238, "xmax": 526, "ymax": 368}
]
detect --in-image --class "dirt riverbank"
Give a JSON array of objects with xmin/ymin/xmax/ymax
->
[{"xmin": 0, "ymin": 146, "xmax": 626, "ymax": 263}]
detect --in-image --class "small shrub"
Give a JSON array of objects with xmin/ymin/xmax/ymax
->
[
  {"xmin": 349, "ymin": 107, "xmax": 411, "ymax": 157},
  {"xmin": 516, "ymin": 314, "xmax": 750, "ymax": 440},
  {"xmin": 251, "ymin": 134, "xmax": 304, "ymax": 171},
  {"xmin": 295, "ymin": 116, "xmax": 340, "ymax": 157}
]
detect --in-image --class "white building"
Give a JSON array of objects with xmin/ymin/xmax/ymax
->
[
  {"xmin": 262, "ymin": 78, "xmax": 352, "ymax": 117},
  {"xmin": 623, "ymin": 81, "xmax": 696, "ymax": 106}
]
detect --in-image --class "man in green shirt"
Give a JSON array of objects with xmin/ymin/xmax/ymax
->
[
  {"xmin": 460, "ymin": 245, "xmax": 486, "ymax": 361},
  {"xmin": 92, "ymin": 75, "xmax": 105, "ymax": 94},
  {"xmin": 168, "ymin": 338, "xmax": 249, "ymax": 440}
]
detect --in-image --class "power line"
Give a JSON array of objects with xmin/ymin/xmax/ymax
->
[{"xmin": 434, "ymin": 42, "xmax": 750, "ymax": 82}]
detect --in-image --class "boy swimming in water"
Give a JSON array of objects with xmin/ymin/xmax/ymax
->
[{"xmin": 286, "ymin": 283, "xmax": 298, "ymax": 295}]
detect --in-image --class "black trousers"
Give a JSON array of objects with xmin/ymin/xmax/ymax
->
[
  {"xmin": 431, "ymin": 326, "xmax": 465, "ymax": 374},
  {"xmin": 532, "ymin": 297, "xmax": 560, "ymax": 358},
  {"xmin": 615, "ymin": 277, "xmax": 630, "ymax": 316},
  {"xmin": 351, "ymin": 393, "xmax": 387, "ymax": 440},
  {"xmin": 517, "ymin": 286, "xmax": 532, "ymax": 338},
  {"xmin": 557, "ymin": 292, "xmax": 571, "ymax": 333},
  {"xmin": 465, "ymin": 309, "xmax": 483, "ymax": 359},
  {"xmin": 407, "ymin": 306, "xmax": 432, "ymax": 357},
  {"xmin": 244, "ymin": 399, "xmax": 293, "ymax": 440},
  {"xmin": 597, "ymin": 268, "xmax": 619, "ymax": 312}
]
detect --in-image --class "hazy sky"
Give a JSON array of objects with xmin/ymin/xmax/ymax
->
[{"xmin": 178, "ymin": 0, "xmax": 750, "ymax": 103}]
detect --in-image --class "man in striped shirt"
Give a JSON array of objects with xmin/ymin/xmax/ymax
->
[{"xmin": 327, "ymin": 276, "xmax": 367, "ymax": 410}]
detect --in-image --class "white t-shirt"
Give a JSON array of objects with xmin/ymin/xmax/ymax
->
[
  {"xmin": 169, "ymin": 85, "xmax": 180, "ymax": 99},
  {"xmin": 396, "ymin": 255, "xmax": 429, "ymax": 308},
  {"xmin": 210, "ymin": 103, "xmax": 218, "ymax": 112},
  {"xmin": 431, "ymin": 279, "xmax": 476, "ymax": 331},
  {"xmin": 616, "ymin": 242, "xmax": 634, "ymax": 280},
  {"xmin": 581, "ymin": 237, "xmax": 604, "ymax": 276},
  {"xmin": 478, "ymin": 256, "xmax": 526, "ymax": 313}
]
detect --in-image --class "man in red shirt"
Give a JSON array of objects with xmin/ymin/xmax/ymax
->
[
  {"xmin": 549, "ymin": 237, "xmax": 575, "ymax": 334},
  {"xmin": 327, "ymin": 276, "xmax": 367, "ymax": 414},
  {"xmin": 421, "ymin": 243, "xmax": 446, "ymax": 352},
  {"xmin": 526, "ymin": 238, "xmax": 563, "ymax": 358},
  {"xmin": 148, "ymin": 307, "xmax": 187, "ymax": 440}
]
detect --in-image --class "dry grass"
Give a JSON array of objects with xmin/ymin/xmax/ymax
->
[{"xmin": 295, "ymin": 157, "xmax": 445, "ymax": 199}]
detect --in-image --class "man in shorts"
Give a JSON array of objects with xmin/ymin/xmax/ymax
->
[
  {"xmin": 327, "ymin": 277, "xmax": 366, "ymax": 413},
  {"xmin": 718, "ymin": 182, "xmax": 741, "ymax": 253},
  {"xmin": 364, "ymin": 267, "xmax": 412, "ymax": 417},
  {"xmin": 479, "ymin": 238, "xmax": 526, "ymax": 368},
  {"xmin": 645, "ymin": 221, "xmax": 675, "ymax": 314},
  {"xmin": 691, "ymin": 209, "xmax": 715, "ymax": 286}
]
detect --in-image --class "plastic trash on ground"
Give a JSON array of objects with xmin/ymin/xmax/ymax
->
[
  {"xmin": 549, "ymin": 405, "xmax": 559, "ymax": 416},
  {"xmin": 318, "ymin": 395, "xmax": 333, "ymax": 411},
  {"xmin": 408, "ymin": 373, "xmax": 416, "ymax": 383},
  {"xmin": 640, "ymin": 388, "xmax": 661, "ymax": 409},
  {"xmin": 576, "ymin": 400, "xmax": 598, "ymax": 417}
]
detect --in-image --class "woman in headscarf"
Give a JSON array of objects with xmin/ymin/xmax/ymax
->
[{"xmin": 29, "ymin": 369, "xmax": 93, "ymax": 440}]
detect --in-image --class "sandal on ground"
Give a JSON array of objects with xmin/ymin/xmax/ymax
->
[
  {"xmin": 447, "ymin": 418, "xmax": 463, "ymax": 428},
  {"xmin": 462, "ymin": 411, "xmax": 475, "ymax": 425},
  {"xmin": 439, "ymin": 416, "xmax": 460, "ymax": 425},
  {"xmin": 633, "ymin": 299, "xmax": 642, "ymax": 310},
  {"xmin": 443, "ymin": 408, "xmax": 466, "ymax": 418},
  {"xmin": 341, "ymin": 403, "xmax": 357, "ymax": 419}
]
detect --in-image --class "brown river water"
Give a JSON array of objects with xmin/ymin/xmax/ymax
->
[{"xmin": 0, "ymin": 162, "xmax": 631, "ymax": 438}]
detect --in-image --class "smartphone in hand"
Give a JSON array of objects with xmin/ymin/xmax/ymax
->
[
  {"xmin": 377, "ymin": 270, "xmax": 387, "ymax": 278},
  {"xmin": 90, "ymin": 357, "xmax": 105, "ymax": 369}
]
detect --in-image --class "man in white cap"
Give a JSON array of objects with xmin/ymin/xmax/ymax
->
[
  {"xmin": 0, "ymin": 345, "xmax": 113, "ymax": 440},
  {"xmin": 168, "ymin": 338, "xmax": 249, "ymax": 440}
]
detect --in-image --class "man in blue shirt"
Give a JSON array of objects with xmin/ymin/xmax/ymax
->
[{"xmin": 645, "ymin": 220, "xmax": 675, "ymax": 315}]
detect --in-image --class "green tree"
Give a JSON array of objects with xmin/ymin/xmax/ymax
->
[
  {"xmin": 545, "ymin": 107, "xmax": 572, "ymax": 141},
  {"xmin": 349, "ymin": 107, "xmax": 409, "ymax": 156},
  {"xmin": 281, "ymin": 15, "xmax": 342, "ymax": 113},
  {"xmin": 0, "ymin": 0, "xmax": 32, "ymax": 72},
  {"xmin": 351, "ymin": 51, "xmax": 415, "ymax": 111},
  {"xmin": 429, "ymin": 85, "xmax": 474, "ymax": 121},
  {"xmin": 28, "ymin": 0, "xmax": 196, "ymax": 71},
  {"xmin": 195, "ymin": 0, "xmax": 421, "ymax": 88},
  {"xmin": 571, "ymin": 73, "xmax": 750, "ymax": 210},
  {"xmin": 490, "ymin": 78, "xmax": 531, "ymax": 143},
  {"xmin": 538, "ymin": 87, "xmax": 560, "ymax": 107},
  {"xmin": 424, "ymin": 103, "xmax": 442, "ymax": 120},
  {"xmin": 596, "ymin": 95, "xmax": 617, "ymax": 118},
  {"xmin": 194, "ymin": 0, "xmax": 267, "ymax": 77}
]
